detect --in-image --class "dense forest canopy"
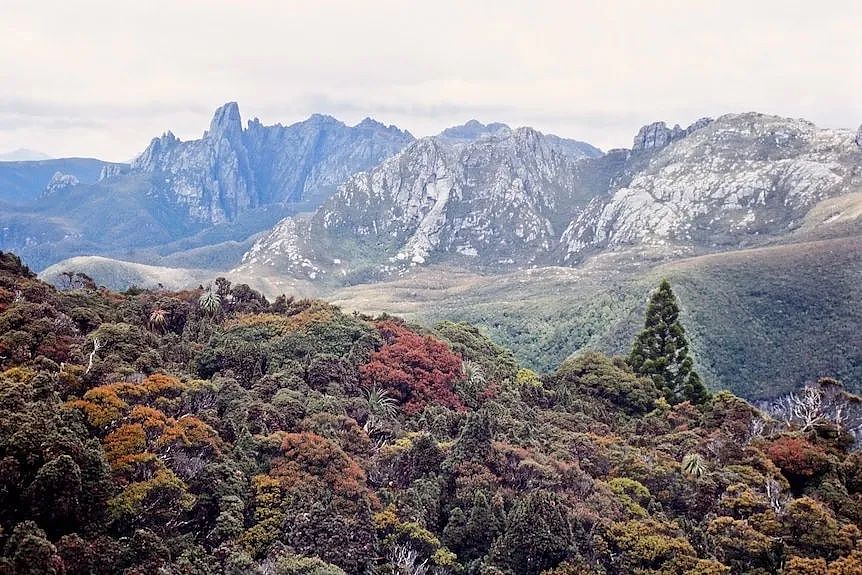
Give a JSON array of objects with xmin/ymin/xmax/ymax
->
[{"xmin": 0, "ymin": 250, "xmax": 860, "ymax": 575}]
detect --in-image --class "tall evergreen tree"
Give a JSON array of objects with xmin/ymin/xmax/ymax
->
[{"xmin": 629, "ymin": 280, "xmax": 709, "ymax": 404}]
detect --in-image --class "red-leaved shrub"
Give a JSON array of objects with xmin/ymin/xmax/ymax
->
[{"xmin": 360, "ymin": 320, "xmax": 464, "ymax": 415}]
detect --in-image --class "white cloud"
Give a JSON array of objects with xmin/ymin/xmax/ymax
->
[{"xmin": 1, "ymin": 0, "xmax": 860, "ymax": 160}]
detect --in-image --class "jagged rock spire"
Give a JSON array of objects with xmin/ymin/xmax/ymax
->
[
  {"xmin": 123, "ymin": 102, "xmax": 413, "ymax": 225},
  {"xmin": 208, "ymin": 101, "xmax": 243, "ymax": 142}
]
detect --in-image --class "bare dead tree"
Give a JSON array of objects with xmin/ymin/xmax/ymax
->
[
  {"xmin": 86, "ymin": 338, "xmax": 102, "ymax": 374},
  {"xmin": 765, "ymin": 479, "xmax": 785, "ymax": 514},
  {"xmin": 389, "ymin": 544, "xmax": 430, "ymax": 575},
  {"xmin": 746, "ymin": 417, "xmax": 767, "ymax": 444},
  {"xmin": 770, "ymin": 385, "xmax": 824, "ymax": 431},
  {"xmin": 767, "ymin": 379, "xmax": 862, "ymax": 447},
  {"xmin": 793, "ymin": 386, "xmax": 825, "ymax": 432}
]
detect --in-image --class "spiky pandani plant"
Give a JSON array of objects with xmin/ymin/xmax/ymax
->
[
  {"xmin": 198, "ymin": 290, "xmax": 222, "ymax": 318},
  {"xmin": 148, "ymin": 308, "xmax": 168, "ymax": 332},
  {"xmin": 365, "ymin": 387, "xmax": 399, "ymax": 420},
  {"xmin": 681, "ymin": 453, "xmax": 707, "ymax": 479},
  {"xmin": 364, "ymin": 387, "xmax": 399, "ymax": 436}
]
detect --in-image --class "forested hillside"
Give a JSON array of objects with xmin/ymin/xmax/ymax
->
[
  {"xmin": 1, "ymin": 250, "xmax": 861, "ymax": 575},
  {"xmin": 328, "ymin": 234, "xmax": 862, "ymax": 400}
]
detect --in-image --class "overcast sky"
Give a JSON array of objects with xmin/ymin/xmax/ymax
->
[{"xmin": 2, "ymin": 0, "xmax": 861, "ymax": 161}]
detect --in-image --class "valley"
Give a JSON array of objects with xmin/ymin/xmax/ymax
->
[
  {"xmin": 7, "ymin": 104, "xmax": 861, "ymax": 402},
  {"xmin": 327, "ymin": 235, "xmax": 862, "ymax": 399}
]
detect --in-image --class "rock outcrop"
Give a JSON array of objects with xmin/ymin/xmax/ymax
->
[
  {"xmin": 98, "ymin": 163, "xmax": 129, "ymax": 181},
  {"xmin": 562, "ymin": 113, "xmax": 862, "ymax": 260},
  {"xmin": 127, "ymin": 102, "xmax": 414, "ymax": 224},
  {"xmin": 44, "ymin": 171, "xmax": 79, "ymax": 194},
  {"xmin": 631, "ymin": 118, "xmax": 713, "ymax": 152}
]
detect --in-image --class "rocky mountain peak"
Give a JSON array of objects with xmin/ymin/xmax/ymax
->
[
  {"xmin": 207, "ymin": 101, "xmax": 243, "ymax": 142},
  {"xmin": 856, "ymin": 124, "xmax": 862, "ymax": 150},
  {"xmin": 304, "ymin": 113, "xmax": 342, "ymax": 127},
  {"xmin": 631, "ymin": 117, "xmax": 713, "ymax": 152},
  {"xmin": 631, "ymin": 121, "xmax": 679, "ymax": 151},
  {"xmin": 562, "ymin": 113, "xmax": 859, "ymax": 262},
  {"xmin": 130, "ymin": 131, "xmax": 179, "ymax": 171},
  {"xmin": 438, "ymin": 120, "xmax": 512, "ymax": 143},
  {"xmin": 122, "ymin": 103, "xmax": 415, "ymax": 225},
  {"xmin": 355, "ymin": 117, "xmax": 386, "ymax": 130}
]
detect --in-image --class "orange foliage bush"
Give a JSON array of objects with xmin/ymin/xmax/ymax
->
[
  {"xmin": 128, "ymin": 406, "xmax": 169, "ymax": 436},
  {"xmin": 155, "ymin": 415, "xmax": 222, "ymax": 453},
  {"xmin": 140, "ymin": 374, "xmax": 185, "ymax": 398},
  {"xmin": 67, "ymin": 374, "xmax": 188, "ymax": 430},
  {"xmin": 272, "ymin": 432, "xmax": 366, "ymax": 499},
  {"xmin": 104, "ymin": 424, "xmax": 147, "ymax": 464},
  {"xmin": 67, "ymin": 386, "xmax": 128, "ymax": 428}
]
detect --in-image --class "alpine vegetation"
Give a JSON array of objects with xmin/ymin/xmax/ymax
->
[{"xmin": 1, "ymin": 251, "xmax": 861, "ymax": 574}]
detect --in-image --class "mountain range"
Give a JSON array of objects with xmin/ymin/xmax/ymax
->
[
  {"xmin": 0, "ymin": 148, "xmax": 52, "ymax": 161},
  {"xmin": 0, "ymin": 104, "xmax": 415, "ymax": 269},
  {"xmin": 238, "ymin": 113, "xmax": 862, "ymax": 283},
  {"xmin": 1, "ymin": 103, "xmax": 604, "ymax": 271},
  {"xmin": 5, "ymin": 103, "xmax": 862, "ymax": 399},
  {"xmin": 129, "ymin": 102, "xmax": 415, "ymax": 224}
]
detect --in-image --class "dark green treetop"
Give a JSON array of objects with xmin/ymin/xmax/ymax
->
[{"xmin": 629, "ymin": 279, "xmax": 710, "ymax": 404}]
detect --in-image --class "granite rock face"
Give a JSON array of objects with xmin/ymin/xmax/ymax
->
[
  {"xmin": 128, "ymin": 102, "xmax": 414, "ymax": 224},
  {"xmin": 240, "ymin": 112, "xmax": 862, "ymax": 282},
  {"xmin": 631, "ymin": 118, "xmax": 713, "ymax": 152},
  {"xmin": 237, "ymin": 126, "xmax": 603, "ymax": 278},
  {"xmin": 562, "ymin": 113, "xmax": 862, "ymax": 260}
]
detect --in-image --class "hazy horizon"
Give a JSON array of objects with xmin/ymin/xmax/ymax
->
[{"xmin": 3, "ymin": 0, "xmax": 862, "ymax": 161}]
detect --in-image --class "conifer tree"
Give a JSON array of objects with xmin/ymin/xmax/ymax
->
[
  {"xmin": 489, "ymin": 491, "xmax": 573, "ymax": 575},
  {"xmin": 449, "ymin": 410, "xmax": 492, "ymax": 464},
  {"xmin": 629, "ymin": 280, "xmax": 709, "ymax": 404}
]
